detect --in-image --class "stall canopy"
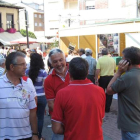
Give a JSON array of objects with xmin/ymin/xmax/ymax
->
[
  {"xmin": 11, "ymin": 37, "xmax": 37, "ymax": 44},
  {"xmin": 0, "ymin": 32, "xmax": 23, "ymax": 45}
]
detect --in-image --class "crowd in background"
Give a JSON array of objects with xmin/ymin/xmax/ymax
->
[{"xmin": 0, "ymin": 46, "xmax": 140, "ymax": 140}]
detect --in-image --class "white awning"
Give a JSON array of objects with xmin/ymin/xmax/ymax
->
[
  {"xmin": 36, "ymin": 37, "xmax": 55, "ymax": 43},
  {"xmin": 59, "ymin": 22, "xmax": 140, "ymax": 37},
  {"xmin": 0, "ymin": 32, "xmax": 23, "ymax": 45}
]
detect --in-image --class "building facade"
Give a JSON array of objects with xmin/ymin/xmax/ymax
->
[
  {"xmin": 16, "ymin": 2, "xmax": 45, "ymax": 39},
  {"xmin": 0, "ymin": 1, "xmax": 24, "ymax": 46}
]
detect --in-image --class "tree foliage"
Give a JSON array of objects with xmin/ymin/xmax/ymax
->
[
  {"xmin": 20, "ymin": 29, "xmax": 36, "ymax": 39},
  {"xmin": 49, "ymin": 40, "xmax": 59, "ymax": 49}
]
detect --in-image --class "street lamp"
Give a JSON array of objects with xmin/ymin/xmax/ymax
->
[
  {"xmin": 24, "ymin": 9, "xmax": 29, "ymax": 48},
  {"xmin": 68, "ymin": 14, "xmax": 71, "ymax": 27},
  {"xmin": 19, "ymin": 8, "xmax": 29, "ymax": 48}
]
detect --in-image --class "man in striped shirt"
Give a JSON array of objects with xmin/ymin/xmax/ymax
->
[{"xmin": 0, "ymin": 52, "xmax": 38, "ymax": 140}]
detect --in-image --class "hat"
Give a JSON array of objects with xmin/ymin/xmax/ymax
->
[{"xmin": 85, "ymin": 48, "xmax": 92, "ymax": 54}]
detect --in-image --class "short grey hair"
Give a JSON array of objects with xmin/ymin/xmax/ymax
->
[
  {"xmin": 48, "ymin": 48, "xmax": 65, "ymax": 64},
  {"xmin": 0, "ymin": 58, "xmax": 5, "ymax": 66}
]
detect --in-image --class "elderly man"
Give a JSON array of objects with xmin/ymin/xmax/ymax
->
[
  {"xmin": 107, "ymin": 46, "xmax": 140, "ymax": 140},
  {"xmin": 85, "ymin": 48, "xmax": 96, "ymax": 83},
  {"xmin": 95, "ymin": 48, "xmax": 116, "ymax": 112},
  {"xmin": 0, "ymin": 55, "xmax": 5, "ymax": 76},
  {"xmin": 52, "ymin": 57, "xmax": 105, "ymax": 140},
  {"xmin": 44, "ymin": 48, "xmax": 70, "ymax": 140},
  {"xmin": 0, "ymin": 52, "xmax": 38, "ymax": 140}
]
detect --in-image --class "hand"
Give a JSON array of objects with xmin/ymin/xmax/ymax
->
[
  {"xmin": 32, "ymin": 135, "xmax": 39, "ymax": 140},
  {"xmin": 117, "ymin": 60, "xmax": 129, "ymax": 75},
  {"xmin": 95, "ymin": 80, "xmax": 99, "ymax": 86}
]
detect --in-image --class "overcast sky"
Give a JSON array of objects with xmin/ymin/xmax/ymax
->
[{"xmin": 3, "ymin": 0, "xmax": 43, "ymax": 4}]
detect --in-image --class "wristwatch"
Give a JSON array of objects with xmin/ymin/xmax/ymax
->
[{"xmin": 32, "ymin": 132, "xmax": 39, "ymax": 136}]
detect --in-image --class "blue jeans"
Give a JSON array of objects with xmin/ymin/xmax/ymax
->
[
  {"xmin": 37, "ymin": 95, "xmax": 47, "ymax": 139},
  {"xmin": 52, "ymin": 132, "xmax": 64, "ymax": 140},
  {"xmin": 121, "ymin": 130, "xmax": 140, "ymax": 140}
]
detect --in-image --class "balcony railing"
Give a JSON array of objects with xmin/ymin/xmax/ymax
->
[
  {"xmin": 6, "ymin": 23, "xmax": 15, "ymax": 29},
  {"xmin": 6, "ymin": 23, "xmax": 16, "ymax": 33}
]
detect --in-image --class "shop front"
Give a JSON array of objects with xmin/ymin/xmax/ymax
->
[{"xmin": 59, "ymin": 19, "xmax": 140, "ymax": 59}]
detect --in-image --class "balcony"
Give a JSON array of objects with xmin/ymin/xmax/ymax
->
[
  {"xmin": 6, "ymin": 23, "xmax": 16, "ymax": 33},
  {"xmin": 0, "ymin": 23, "xmax": 4, "ymax": 33}
]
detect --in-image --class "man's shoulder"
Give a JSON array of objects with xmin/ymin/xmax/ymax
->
[
  {"xmin": 56, "ymin": 84, "xmax": 71, "ymax": 94},
  {"xmin": 0, "ymin": 75, "xmax": 4, "ymax": 81},
  {"xmin": 44, "ymin": 73, "xmax": 54, "ymax": 86},
  {"xmin": 22, "ymin": 77, "xmax": 33, "ymax": 85},
  {"xmin": 45, "ymin": 73, "xmax": 53, "ymax": 80}
]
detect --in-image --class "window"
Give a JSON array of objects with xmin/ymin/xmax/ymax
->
[
  {"xmin": 39, "ymin": 15, "xmax": 41, "ymax": 18},
  {"xmin": 6, "ymin": 14, "xmax": 14, "ymax": 29},
  {"xmin": 50, "ymin": 28, "xmax": 58, "ymax": 30},
  {"xmin": 39, "ymin": 23, "xmax": 42, "ymax": 26},
  {"xmin": 34, "ymin": 14, "xmax": 37, "ymax": 18},
  {"xmin": 86, "ymin": 6, "xmax": 95, "ymax": 10},
  {"xmin": 35, "ymin": 23, "xmax": 38, "ymax": 26}
]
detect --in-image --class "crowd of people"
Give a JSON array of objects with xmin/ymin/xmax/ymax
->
[{"xmin": 0, "ymin": 45, "xmax": 140, "ymax": 140}]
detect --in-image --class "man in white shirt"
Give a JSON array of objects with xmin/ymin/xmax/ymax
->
[{"xmin": 0, "ymin": 52, "xmax": 38, "ymax": 140}]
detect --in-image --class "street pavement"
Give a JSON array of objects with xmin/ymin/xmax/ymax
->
[{"xmin": 42, "ymin": 99, "xmax": 121, "ymax": 140}]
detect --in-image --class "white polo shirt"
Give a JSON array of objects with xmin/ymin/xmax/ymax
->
[{"xmin": 0, "ymin": 74, "xmax": 37, "ymax": 140}]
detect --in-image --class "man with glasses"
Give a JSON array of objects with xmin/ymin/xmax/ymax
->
[{"xmin": 0, "ymin": 52, "xmax": 39, "ymax": 140}]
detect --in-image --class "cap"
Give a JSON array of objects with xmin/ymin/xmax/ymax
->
[{"xmin": 85, "ymin": 48, "xmax": 92, "ymax": 54}]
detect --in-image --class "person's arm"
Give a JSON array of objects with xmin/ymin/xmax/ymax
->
[
  {"xmin": 48, "ymin": 100, "xmax": 54, "ymax": 112},
  {"xmin": 52, "ymin": 121, "xmax": 64, "ymax": 134},
  {"xmin": 30, "ymin": 109, "xmax": 39, "ymax": 140},
  {"xmin": 44, "ymin": 76, "xmax": 55, "ymax": 112},
  {"xmin": 95, "ymin": 69, "xmax": 100, "ymax": 85},
  {"xmin": 107, "ymin": 72, "xmax": 122, "ymax": 95},
  {"xmin": 107, "ymin": 60, "xmax": 129, "ymax": 95}
]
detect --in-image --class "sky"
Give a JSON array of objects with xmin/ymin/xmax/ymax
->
[{"xmin": 3, "ymin": 0, "xmax": 43, "ymax": 4}]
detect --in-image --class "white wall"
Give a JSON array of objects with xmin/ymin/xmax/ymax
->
[
  {"xmin": 125, "ymin": 33, "xmax": 140, "ymax": 48},
  {"xmin": 44, "ymin": 0, "xmax": 78, "ymax": 37},
  {"xmin": 16, "ymin": 3, "xmax": 36, "ymax": 32}
]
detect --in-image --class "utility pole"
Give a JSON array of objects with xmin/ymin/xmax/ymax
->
[
  {"xmin": 24, "ymin": 9, "xmax": 29, "ymax": 48},
  {"xmin": 68, "ymin": 14, "xmax": 71, "ymax": 27},
  {"xmin": 68, "ymin": 19, "xmax": 70, "ymax": 27}
]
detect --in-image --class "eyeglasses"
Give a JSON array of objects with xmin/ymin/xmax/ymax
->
[{"xmin": 13, "ymin": 63, "xmax": 27, "ymax": 67}]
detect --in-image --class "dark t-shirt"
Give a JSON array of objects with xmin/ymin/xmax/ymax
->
[{"xmin": 111, "ymin": 68, "xmax": 140, "ymax": 132}]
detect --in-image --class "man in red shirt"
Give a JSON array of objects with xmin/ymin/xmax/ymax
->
[
  {"xmin": 44, "ymin": 48, "xmax": 70, "ymax": 140},
  {"xmin": 52, "ymin": 57, "xmax": 105, "ymax": 140}
]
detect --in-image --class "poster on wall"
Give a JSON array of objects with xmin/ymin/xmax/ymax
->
[{"xmin": 99, "ymin": 33, "xmax": 119, "ymax": 56}]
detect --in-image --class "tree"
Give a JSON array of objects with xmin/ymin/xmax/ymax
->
[
  {"xmin": 20, "ymin": 29, "xmax": 36, "ymax": 39},
  {"xmin": 49, "ymin": 40, "xmax": 59, "ymax": 49}
]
